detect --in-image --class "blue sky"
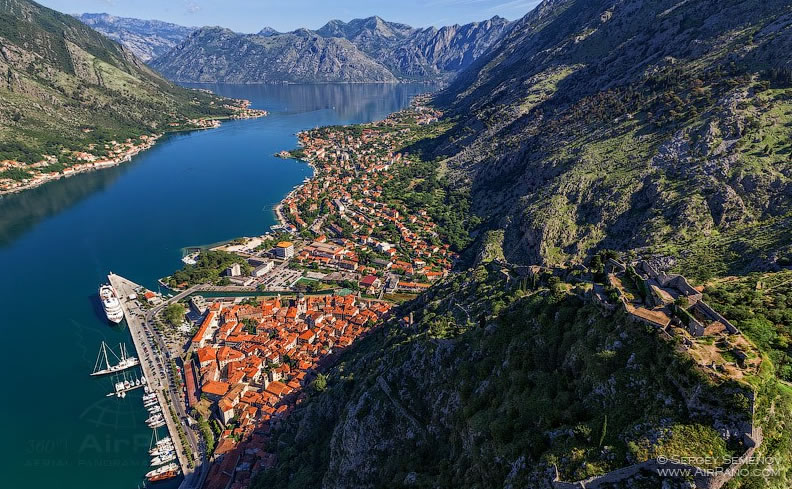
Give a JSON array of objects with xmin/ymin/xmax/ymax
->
[{"xmin": 38, "ymin": 0, "xmax": 541, "ymax": 32}]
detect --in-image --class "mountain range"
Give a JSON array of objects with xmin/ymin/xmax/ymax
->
[
  {"xmin": 151, "ymin": 26, "xmax": 399, "ymax": 84},
  {"xmin": 434, "ymin": 0, "xmax": 792, "ymax": 274},
  {"xmin": 73, "ymin": 13, "xmax": 196, "ymax": 62},
  {"xmin": 76, "ymin": 14, "xmax": 512, "ymax": 84}
]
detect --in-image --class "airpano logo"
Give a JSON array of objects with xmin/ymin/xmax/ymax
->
[{"xmin": 656, "ymin": 455, "xmax": 779, "ymax": 478}]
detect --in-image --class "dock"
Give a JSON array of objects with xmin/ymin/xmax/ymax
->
[{"xmin": 108, "ymin": 273, "xmax": 206, "ymax": 489}]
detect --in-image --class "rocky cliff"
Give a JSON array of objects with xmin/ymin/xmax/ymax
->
[
  {"xmin": 316, "ymin": 15, "xmax": 513, "ymax": 80},
  {"xmin": 74, "ymin": 13, "xmax": 195, "ymax": 62}
]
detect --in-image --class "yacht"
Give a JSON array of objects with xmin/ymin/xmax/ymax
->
[
  {"xmin": 146, "ymin": 462, "xmax": 179, "ymax": 479},
  {"xmin": 151, "ymin": 451, "xmax": 176, "ymax": 466},
  {"xmin": 99, "ymin": 284, "xmax": 124, "ymax": 323}
]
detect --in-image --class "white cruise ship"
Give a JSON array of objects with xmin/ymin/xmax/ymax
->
[{"xmin": 99, "ymin": 284, "xmax": 124, "ymax": 323}]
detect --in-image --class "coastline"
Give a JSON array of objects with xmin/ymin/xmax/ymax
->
[
  {"xmin": 273, "ymin": 146, "xmax": 317, "ymax": 231},
  {"xmin": 0, "ymin": 135, "xmax": 161, "ymax": 197},
  {"xmin": 0, "ymin": 108, "xmax": 267, "ymax": 198}
]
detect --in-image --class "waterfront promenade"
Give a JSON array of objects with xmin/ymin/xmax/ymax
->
[{"xmin": 108, "ymin": 274, "xmax": 206, "ymax": 489}]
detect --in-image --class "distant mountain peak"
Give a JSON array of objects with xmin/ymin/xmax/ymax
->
[{"xmin": 257, "ymin": 26, "xmax": 280, "ymax": 36}]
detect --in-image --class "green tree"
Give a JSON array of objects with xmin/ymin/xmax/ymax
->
[
  {"xmin": 311, "ymin": 373, "xmax": 328, "ymax": 393},
  {"xmin": 164, "ymin": 303, "xmax": 186, "ymax": 327}
]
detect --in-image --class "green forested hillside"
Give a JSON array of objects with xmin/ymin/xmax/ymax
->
[
  {"xmin": 0, "ymin": 0, "xmax": 232, "ymax": 167},
  {"xmin": 252, "ymin": 262, "xmax": 791, "ymax": 488}
]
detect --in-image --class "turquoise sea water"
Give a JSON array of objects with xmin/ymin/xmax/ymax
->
[{"xmin": 0, "ymin": 83, "xmax": 430, "ymax": 489}]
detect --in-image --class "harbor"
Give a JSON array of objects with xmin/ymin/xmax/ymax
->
[{"xmin": 107, "ymin": 273, "xmax": 202, "ymax": 487}]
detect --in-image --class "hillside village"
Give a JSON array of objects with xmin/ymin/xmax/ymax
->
[
  {"xmin": 185, "ymin": 292, "xmax": 391, "ymax": 489},
  {"xmin": 167, "ymin": 101, "xmax": 453, "ymax": 300}
]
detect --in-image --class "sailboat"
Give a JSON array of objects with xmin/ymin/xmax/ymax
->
[
  {"xmin": 91, "ymin": 342, "xmax": 139, "ymax": 376},
  {"xmin": 150, "ymin": 432, "xmax": 174, "ymax": 456},
  {"xmin": 106, "ymin": 371, "xmax": 144, "ymax": 397}
]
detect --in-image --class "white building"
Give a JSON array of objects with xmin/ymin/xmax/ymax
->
[
  {"xmin": 274, "ymin": 241, "xmax": 295, "ymax": 259},
  {"xmin": 224, "ymin": 263, "xmax": 242, "ymax": 277},
  {"xmin": 252, "ymin": 261, "xmax": 275, "ymax": 277}
]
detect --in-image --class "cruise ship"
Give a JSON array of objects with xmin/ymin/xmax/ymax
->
[{"xmin": 99, "ymin": 284, "xmax": 124, "ymax": 323}]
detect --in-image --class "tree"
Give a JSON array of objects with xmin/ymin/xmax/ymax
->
[
  {"xmin": 311, "ymin": 373, "xmax": 328, "ymax": 392},
  {"xmin": 164, "ymin": 303, "xmax": 186, "ymax": 327}
]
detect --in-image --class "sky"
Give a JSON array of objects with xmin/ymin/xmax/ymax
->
[{"xmin": 37, "ymin": 0, "xmax": 542, "ymax": 32}]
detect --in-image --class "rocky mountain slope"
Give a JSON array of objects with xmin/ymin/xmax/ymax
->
[
  {"xmin": 149, "ymin": 16, "xmax": 512, "ymax": 83},
  {"xmin": 317, "ymin": 15, "xmax": 513, "ymax": 79},
  {"xmin": 241, "ymin": 2, "xmax": 792, "ymax": 489},
  {"xmin": 257, "ymin": 26, "xmax": 280, "ymax": 37},
  {"xmin": 74, "ymin": 13, "xmax": 195, "ymax": 61},
  {"xmin": 0, "ymin": 0, "xmax": 233, "ymax": 168},
  {"xmin": 429, "ymin": 0, "xmax": 792, "ymax": 275},
  {"xmin": 149, "ymin": 27, "xmax": 398, "ymax": 84},
  {"xmin": 252, "ymin": 260, "xmax": 789, "ymax": 489}
]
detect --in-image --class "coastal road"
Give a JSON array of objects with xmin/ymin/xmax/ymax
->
[
  {"xmin": 108, "ymin": 274, "xmax": 207, "ymax": 489},
  {"xmin": 142, "ymin": 283, "xmax": 209, "ymax": 489}
]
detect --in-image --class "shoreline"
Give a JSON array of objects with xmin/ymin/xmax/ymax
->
[
  {"xmin": 0, "ymin": 109, "xmax": 267, "ymax": 198},
  {"xmin": 273, "ymin": 146, "xmax": 317, "ymax": 231}
]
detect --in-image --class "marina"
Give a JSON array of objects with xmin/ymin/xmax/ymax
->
[
  {"xmin": 106, "ymin": 372, "xmax": 147, "ymax": 397},
  {"xmin": 108, "ymin": 272, "xmax": 196, "ymax": 487}
]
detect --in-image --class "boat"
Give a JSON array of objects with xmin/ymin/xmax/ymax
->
[
  {"xmin": 146, "ymin": 414, "xmax": 164, "ymax": 424},
  {"xmin": 148, "ymin": 420, "xmax": 166, "ymax": 429},
  {"xmin": 91, "ymin": 342, "xmax": 139, "ymax": 376},
  {"xmin": 107, "ymin": 371, "xmax": 145, "ymax": 397},
  {"xmin": 147, "ymin": 405, "xmax": 162, "ymax": 414},
  {"xmin": 150, "ymin": 452, "xmax": 176, "ymax": 466},
  {"xmin": 99, "ymin": 284, "xmax": 124, "ymax": 323},
  {"xmin": 148, "ymin": 468, "xmax": 179, "ymax": 482},
  {"xmin": 150, "ymin": 442, "xmax": 174, "ymax": 457},
  {"xmin": 149, "ymin": 430, "xmax": 174, "ymax": 456},
  {"xmin": 146, "ymin": 462, "xmax": 179, "ymax": 480}
]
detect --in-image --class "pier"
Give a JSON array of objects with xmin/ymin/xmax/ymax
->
[{"xmin": 108, "ymin": 273, "xmax": 206, "ymax": 489}]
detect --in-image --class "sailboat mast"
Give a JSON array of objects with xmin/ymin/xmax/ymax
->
[
  {"xmin": 102, "ymin": 341, "xmax": 110, "ymax": 370},
  {"xmin": 93, "ymin": 341, "xmax": 105, "ymax": 374}
]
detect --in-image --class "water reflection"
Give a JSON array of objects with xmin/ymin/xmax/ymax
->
[
  {"xmin": 185, "ymin": 82, "xmax": 437, "ymax": 119},
  {"xmin": 0, "ymin": 164, "xmax": 130, "ymax": 247}
]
